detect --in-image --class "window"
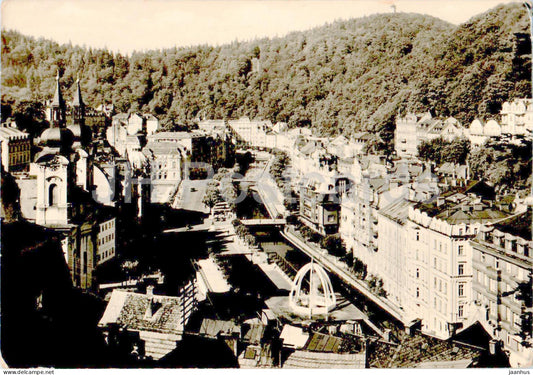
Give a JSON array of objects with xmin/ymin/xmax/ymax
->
[
  {"xmin": 458, "ymin": 284, "xmax": 465, "ymax": 296},
  {"xmin": 416, "ymin": 232, "xmax": 420, "ymax": 241},
  {"xmin": 416, "ymin": 268, "xmax": 420, "ymax": 278},
  {"xmin": 458, "ymin": 245, "xmax": 464, "ymax": 256},
  {"xmin": 458, "ymin": 264, "xmax": 464, "ymax": 275},
  {"xmin": 48, "ymin": 183, "xmax": 59, "ymax": 206},
  {"xmin": 458, "ymin": 305, "xmax": 464, "ymax": 317},
  {"xmin": 513, "ymin": 313, "xmax": 521, "ymax": 329},
  {"xmin": 416, "ymin": 288, "xmax": 420, "ymax": 298}
]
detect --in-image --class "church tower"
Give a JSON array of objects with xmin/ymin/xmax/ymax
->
[
  {"xmin": 35, "ymin": 72, "xmax": 76, "ymax": 226},
  {"xmin": 68, "ymin": 76, "xmax": 91, "ymax": 149},
  {"xmin": 49, "ymin": 71, "xmax": 66, "ymax": 128},
  {"xmin": 71, "ymin": 76, "xmax": 85, "ymax": 127}
]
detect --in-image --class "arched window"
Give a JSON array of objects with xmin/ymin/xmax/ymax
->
[{"xmin": 49, "ymin": 184, "xmax": 59, "ymax": 206}]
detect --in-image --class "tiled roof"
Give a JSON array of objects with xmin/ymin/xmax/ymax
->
[
  {"xmin": 199, "ymin": 318, "xmax": 239, "ymax": 338},
  {"xmin": 283, "ymin": 350, "xmax": 366, "ymax": 368},
  {"xmin": 98, "ymin": 290, "xmax": 184, "ymax": 334},
  {"xmin": 367, "ymin": 332, "xmax": 482, "ymax": 368},
  {"xmin": 241, "ymin": 324, "xmax": 266, "ymax": 344},
  {"xmin": 304, "ymin": 332, "xmax": 343, "ymax": 353}
]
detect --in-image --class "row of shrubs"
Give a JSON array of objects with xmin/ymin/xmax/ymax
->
[{"xmin": 232, "ymin": 218, "xmax": 259, "ymax": 248}]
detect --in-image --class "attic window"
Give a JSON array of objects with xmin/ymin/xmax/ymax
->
[{"xmin": 144, "ymin": 299, "xmax": 163, "ymax": 320}]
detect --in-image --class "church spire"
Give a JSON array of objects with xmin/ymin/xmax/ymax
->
[
  {"xmin": 72, "ymin": 74, "xmax": 84, "ymax": 108},
  {"xmin": 49, "ymin": 70, "xmax": 66, "ymax": 128}
]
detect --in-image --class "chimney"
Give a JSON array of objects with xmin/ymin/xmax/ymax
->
[
  {"xmin": 489, "ymin": 339, "xmax": 499, "ymax": 355},
  {"xmin": 146, "ymin": 285, "xmax": 154, "ymax": 296}
]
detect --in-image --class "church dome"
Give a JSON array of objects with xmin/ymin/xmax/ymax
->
[
  {"xmin": 38, "ymin": 127, "xmax": 74, "ymax": 149},
  {"xmin": 67, "ymin": 123, "xmax": 91, "ymax": 149}
]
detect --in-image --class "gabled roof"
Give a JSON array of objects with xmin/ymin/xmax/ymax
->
[
  {"xmin": 241, "ymin": 323, "xmax": 266, "ymax": 344},
  {"xmin": 98, "ymin": 290, "xmax": 184, "ymax": 334},
  {"xmin": 367, "ymin": 331, "xmax": 482, "ymax": 368},
  {"xmin": 283, "ymin": 350, "xmax": 366, "ymax": 369},
  {"xmin": 199, "ymin": 318, "xmax": 239, "ymax": 337}
]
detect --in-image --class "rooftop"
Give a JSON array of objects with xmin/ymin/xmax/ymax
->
[
  {"xmin": 0, "ymin": 126, "xmax": 29, "ymax": 140},
  {"xmin": 98, "ymin": 289, "xmax": 185, "ymax": 334},
  {"xmin": 380, "ymin": 199, "xmax": 413, "ymax": 225},
  {"xmin": 367, "ymin": 331, "xmax": 482, "ymax": 368},
  {"xmin": 283, "ymin": 350, "xmax": 366, "ymax": 369},
  {"xmin": 492, "ymin": 208, "xmax": 532, "ymax": 241}
]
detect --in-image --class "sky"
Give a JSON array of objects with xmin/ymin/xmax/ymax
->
[{"xmin": 1, "ymin": 0, "xmax": 522, "ymax": 54}]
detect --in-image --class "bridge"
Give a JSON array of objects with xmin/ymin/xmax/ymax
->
[{"xmin": 241, "ymin": 218, "xmax": 286, "ymax": 226}]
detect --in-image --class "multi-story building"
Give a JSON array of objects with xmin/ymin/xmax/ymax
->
[
  {"xmin": 228, "ymin": 117, "xmax": 273, "ymax": 149},
  {"xmin": 406, "ymin": 184, "xmax": 510, "ymax": 339},
  {"xmin": 96, "ymin": 217, "xmax": 116, "ymax": 265},
  {"xmin": 468, "ymin": 209, "xmax": 532, "ymax": 367},
  {"xmin": 377, "ymin": 198, "xmax": 416, "ymax": 315},
  {"xmin": 500, "ymin": 98, "xmax": 533, "ymax": 135},
  {"xmin": 394, "ymin": 113, "xmax": 465, "ymax": 158},
  {"xmin": 0, "ymin": 124, "xmax": 31, "ymax": 172},
  {"xmin": 467, "ymin": 119, "xmax": 503, "ymax": 146},
  {"xmin": 299, "ymin": 174, "xmax": 350, "ymax": 236},
  {"xmin": 142, "ymin": 141, "xmax": 184, "ymax": 203},
  {"xmin": 340, "ymin": 160, "xmax": 437, "ymax": 276}
]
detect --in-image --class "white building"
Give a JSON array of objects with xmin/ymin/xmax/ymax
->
[
  {"xmin": 394, "ymin": 113, "xmax": 465, "ymax": 158},
  {"xmin": 500, "ymin": 98, "xmax": 533, "ymax": 135},
  {"xmin": 142, "ymin": 141, "xmax": 184, "ymax": 203},
  {"xmin": 127, "ymin": 113, "xmax": 144, "ymax": 136},
  {"xmin": 228, "ymin": 117, "xmax": 274, "ymax": 149},
  {"xmin": 96, "ymin": 218, "xmax": 116, "ymax": 265},
  {"xmin": 405, "ymin": 189, "xmax": 509, "ymax": 339},
  {"xmin": 144, "ymin": 113, "xmax": 160, "ymax": 135},
  {"xmin": 0, "ymin": 124, "xmax": 31, "ymax": 172}
]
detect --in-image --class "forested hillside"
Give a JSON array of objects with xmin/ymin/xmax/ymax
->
[{"xmin": 1, "ymin": 3, "xmax": 530, "ymax": 148}]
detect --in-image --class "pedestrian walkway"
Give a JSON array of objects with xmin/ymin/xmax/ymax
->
[{"xmin": 282, "ymin": 228, "xmax": 408, "ymax": 326}]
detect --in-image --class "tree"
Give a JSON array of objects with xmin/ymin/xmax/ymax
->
[
  {"xmin": 202, "ymin": 182, "xmax": 221, "ymax": 209},
  {"xmin": 417, "ymin": 136, "xmax": 470, "ymax": 166},
  {"xmin": 353, "ymin": 257, "xmax": 368, "ymax": 280},
  {"xmin": 320, "ymin": 234, "xmax": 346, "ymax": 257},
  {"xmin": 442, "ymin": 137, "xmax": 471, "ymax": 165}
]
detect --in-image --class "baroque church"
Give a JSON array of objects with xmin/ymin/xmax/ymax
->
[{"xmin": 22, "ymin": 73, "xmax": 126, "ymax": 290}]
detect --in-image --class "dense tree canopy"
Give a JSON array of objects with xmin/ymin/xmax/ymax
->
[
  {"xmin": 418, "ymin": 137, "xmax": 471, "ymax": 166},
  {"xmin": 1, "ymin": 3, "xmax": 530, "ymax": 148},
  {"xmin": 467, "ymin": 140, "xmax": 532, "ymax": 192}
]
